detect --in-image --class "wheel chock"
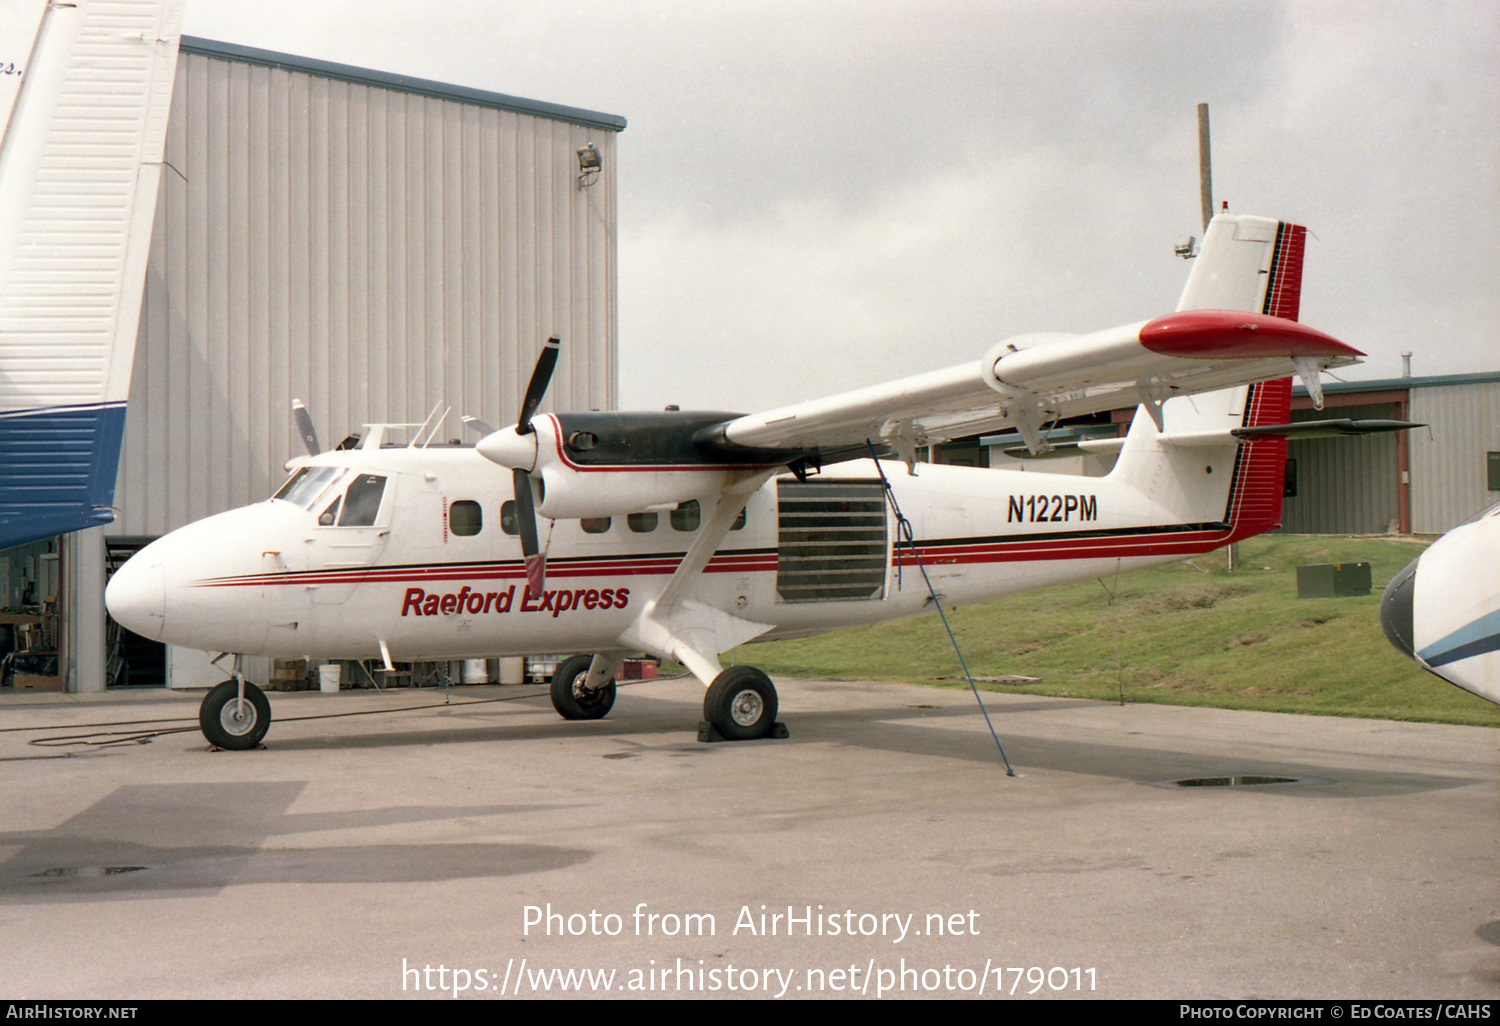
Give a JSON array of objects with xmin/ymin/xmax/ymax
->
[{"xmin": 697, "ymin": 721, "xmax": 790, "ymax": 743}]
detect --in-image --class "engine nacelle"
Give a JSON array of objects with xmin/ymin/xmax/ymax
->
[
  {"xmin": 478, "ymin": 411, "xmax": 782, "ymax": 520},
  {"xmin": 528, "ymin": 414, "xmax": 746, "ymax": 519},
  {"xmin": 533, "ymin": 462, "xmax": 738, "ymax": 520}
]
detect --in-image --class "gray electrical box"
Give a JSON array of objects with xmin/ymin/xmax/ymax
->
[{"xmin": 1296, "ymin": 563, "xmax": 1373, "ymax": 598}]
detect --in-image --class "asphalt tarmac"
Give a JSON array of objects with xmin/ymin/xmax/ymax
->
[{"xmin": 0, "ymin": 676, "xmax": 1495, "ymax": 1000}]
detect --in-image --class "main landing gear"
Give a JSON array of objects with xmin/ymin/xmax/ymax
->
[
  {"xmin": 550, "ymin": 655, "xmax": 786, "ymax": 741},
  {"xmin": 702, "ymin": 666, "xmax": 781, "ymax": 741}
]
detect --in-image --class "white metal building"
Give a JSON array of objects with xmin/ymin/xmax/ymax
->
[
  {"xmin": 52, "ymin": 38, "xmax": 624, "ymax": 692},
  {"xmin": 1279, "ymin": 372, "xmax": 1500, "ymax": 536}
]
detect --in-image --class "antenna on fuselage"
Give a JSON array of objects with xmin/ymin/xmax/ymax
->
[{"xmin": 410, "ymin": 402, "xmax": 450, "ymax": 448}]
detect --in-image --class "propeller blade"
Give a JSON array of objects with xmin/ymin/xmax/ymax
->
[
  {"xmin": 513, "ymin": 467, "xmax": 545, "ymax": 599},
  {"xmin": 461, "ymin": 414, "xmax": 497, "ymax": 437},
  {"xmin": 516, "ymin": 337, "xmax": 560, "ymax": 434},
  {"xmin": 291, "ymin": 399, "xmax": 321, "ymax": 455}
]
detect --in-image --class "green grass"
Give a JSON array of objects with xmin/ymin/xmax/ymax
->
[{"xmin": 721, "ymin": 535, "xmax": 1500, "ymax": 728}]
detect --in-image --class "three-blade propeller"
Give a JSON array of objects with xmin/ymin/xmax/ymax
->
[
  {"xmin": 475, "ymin": 337, "xmax": 560, "ymax": 600},
  {"xmin": 292, "ymin": 398, "xmax": 321, "ymax": 456}
]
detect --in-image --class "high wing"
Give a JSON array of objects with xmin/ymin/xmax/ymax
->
[
  {"xmin": 473, "ymin": 213, "xmax": 1364, "ymax": 531},
  {"xmin": 714, "ymin": 215, "xmax": 1358, "ymax": 459}
]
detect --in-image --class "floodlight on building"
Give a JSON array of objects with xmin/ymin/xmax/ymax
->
[{"xmin": 577, "ymin": 143, "xmax": 601, "ymax": 189}]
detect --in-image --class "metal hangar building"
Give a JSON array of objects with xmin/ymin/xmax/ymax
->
[{"xmin": 3, "ymin": 37, "xmax": 625, "ymax": 693}]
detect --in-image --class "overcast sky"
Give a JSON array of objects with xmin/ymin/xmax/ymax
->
[{"xmin": 182, "ymin": 0, "xmax": 1498, "ymax": 412}]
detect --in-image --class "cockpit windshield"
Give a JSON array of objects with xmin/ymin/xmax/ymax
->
[{"xmin": 273, "ymin": 466, "xmax": 345, "ymax": 509}]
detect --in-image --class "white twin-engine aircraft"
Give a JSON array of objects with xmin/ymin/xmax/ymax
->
[
  {"xmin": 1381, "ymin": 502, "xmax": 1500, "ymax": 706},
  {"xmin": 108, "ymin": 212, "xmax": 1399, "ymax": 749}
]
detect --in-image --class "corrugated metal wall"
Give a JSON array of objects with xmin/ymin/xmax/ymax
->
[
  {"xmin": 111, "ymin": 47, "xmax": 619, "ymax": 535},
  {"xmin": 1278, "ymin": 404, "xmax": 1401, "ymax": 534},
  {"xmin": 1409, "ymin": 381, "xmax": 1500, "ymax": 533}
]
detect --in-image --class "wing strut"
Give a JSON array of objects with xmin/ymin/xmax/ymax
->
[
  {"xmin": 616, "ymin": 468, "xmax": 777, "ymax": 685},
  {"xmin": 866, "ymin": 443, "xmax": 1015, "ymax": 775}
]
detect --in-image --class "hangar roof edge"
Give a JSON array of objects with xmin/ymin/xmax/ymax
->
[{"xmin": 180, "ymin": 36, "xmax": 628, "ymax": 134}]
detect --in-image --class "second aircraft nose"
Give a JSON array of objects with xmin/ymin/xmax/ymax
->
[{"xmin": 1379, "ymin": 556, "xmax": 1420, "ymax": 662}]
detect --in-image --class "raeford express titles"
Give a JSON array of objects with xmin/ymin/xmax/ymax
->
[{"xmin": 401, "ymin": 584, "xmax": 631, "ymax": 619}]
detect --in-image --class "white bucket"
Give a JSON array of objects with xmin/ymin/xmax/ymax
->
[
  {"xmin": 462, "ymin": 658, "xmax": 489, "ymax": 684},
  {"xmin": 318, "ymin": 663, "xmax": 341, "ymax": 693}
]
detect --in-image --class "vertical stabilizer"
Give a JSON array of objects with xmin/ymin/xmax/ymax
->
[
  {"xmin": 1126, "ymin": 212, "xmax": 1308, "ymax": 538},
  {"xmin": 1177, "ymin": 213, "xmax": 1307, "ymax": 320},
  {"xmin": 1108, "ymin": 375, "xmax": 1292, "ymax": 541},
  {"xmin": 0, "ymin": 0, "xmax": 183, "ymax": 549}
]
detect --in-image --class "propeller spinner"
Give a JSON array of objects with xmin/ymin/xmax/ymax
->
[{"xmin": 476, "ymin": 338, "xmax": 560, "ymax": 599}]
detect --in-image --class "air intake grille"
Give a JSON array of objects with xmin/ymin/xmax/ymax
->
[{"xmin": 776, "ymin": 481, "xmax": 887, "ymax": 603}]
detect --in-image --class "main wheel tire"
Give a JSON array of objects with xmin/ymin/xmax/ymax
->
[
  {"xmin": 704, "ymin": 666, "xmax": 778, "ymax": 740},
  {"xmin": 550, "ymin": 654, "xmax": 616, "ymax": 721},
  {"xmin": 200, "ymin": 679, "xmax": 272, "ymax": 750}
]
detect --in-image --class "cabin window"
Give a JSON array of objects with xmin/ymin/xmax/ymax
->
[
  {"xmin": 627, "ymin": 512, "xmax": 657, "ymax": 533},
  {"xmin": 500, "ymin": 500, "xmax": 519, "ymax": 536},
  {"xmin": 317, "ymin": 496, "xmax": 342, "ymax": 526},
  {"xmin": 581, "ymin": 517, "xmax": 611, "ymax": 534},
  {"xmin": 731, "ymin": 508, "xmax": 747, "ymax": 531},
  {"xmin": 670, "ymin": 500, "xmax": 700, "ymax": 531},
  {"xmin": 451, "ymin": 500, "xmax": 482, "ymax": 536},
  {"xmin": 338, "ymin": 474, "xmax": 387, "ymax": 527}
]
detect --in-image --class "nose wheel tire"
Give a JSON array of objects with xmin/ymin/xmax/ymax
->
[
  {"xmin": 200, "ymin": 679, "xmax": 272, "ymax": 750},
  {"xmin": 550, "ymin": 654, "xmax": 616, "ymax": 720},
  {"xmin": 704, "ymin": 666, "xmax": 778, "ymax": 740}
]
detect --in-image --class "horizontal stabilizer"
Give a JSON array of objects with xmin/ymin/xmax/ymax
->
[
  {"xmin": 1156, "ymin": 419, "xmax": 1424, "ymax": 448},
  {"xmin": 1233, "ymin": 419, "xmax": 1423, "ymax": 440}
]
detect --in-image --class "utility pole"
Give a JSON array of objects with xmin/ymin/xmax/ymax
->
[
  {"xmin": 1198, "ymin": 102, "xmax": 1238, "ymax": 572},
  {"xmin": 1197, "ymin": 103, "xmax": 1214, "ymax": 231}
]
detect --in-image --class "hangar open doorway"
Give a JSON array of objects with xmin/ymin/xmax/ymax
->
[{"xmin": 105, "ymin": 539, "xmax": 165, "ymax": 689}]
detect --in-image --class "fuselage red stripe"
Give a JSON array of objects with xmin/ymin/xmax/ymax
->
[
  {"xmin": 194, "ymin": 552, "xmax": 779, "ymax": 588},
  {"xmin": 188, "ymin": 516, "xmax": 1261, "ymax": 590}
]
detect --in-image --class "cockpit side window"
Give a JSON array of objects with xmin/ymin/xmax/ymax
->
[
  {"xmin": 338, "ymin": 474, "xmax": 387, "ymax": 526},
  {"xmin": 274, "ymin": 466, "xmax": 344, "ymax": 510}
]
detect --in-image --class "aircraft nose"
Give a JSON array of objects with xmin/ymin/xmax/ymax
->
[
  {"xmin": 1380, "ymin": 556, "xmax": 1420, "ymax": 662},
  {"xmin": 105, "ymin": 554, "xmax": 166, "ymax": 640}
]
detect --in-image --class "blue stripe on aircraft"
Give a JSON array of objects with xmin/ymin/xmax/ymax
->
[
  {"xmin": 1418, "ymin": 608, "xmax": 1500, "ymax": 669},
  {"xmin": 0, "ymin": 403, "xmax": 126, "ymax": 550}
]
